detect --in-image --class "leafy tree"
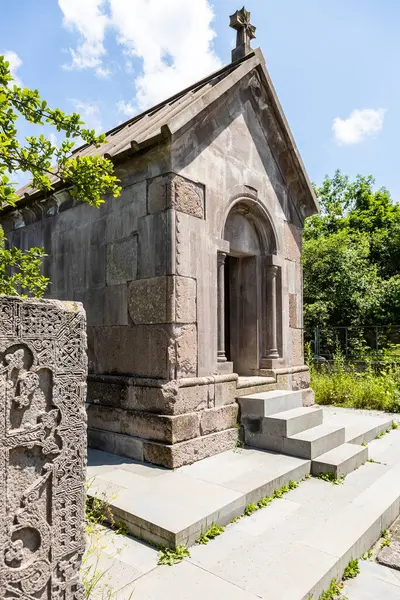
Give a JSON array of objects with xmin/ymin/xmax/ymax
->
[
  {"xmin": 304, "ymin": 170, "xmax": 400, "ymax": 330},
  {"xmin": 0, "ymin": 54, "xmax": 121, "ymax": 296}
]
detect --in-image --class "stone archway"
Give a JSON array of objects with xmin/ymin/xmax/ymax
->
[{"xmin": 217, "ymin": 199, "xmax": 281, "ymax": 375}]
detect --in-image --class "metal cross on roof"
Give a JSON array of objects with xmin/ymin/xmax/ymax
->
[{"xmin": 229, "ymin": 7, "xmax": 256, "ymax": 62}]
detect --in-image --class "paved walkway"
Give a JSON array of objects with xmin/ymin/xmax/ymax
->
[
  {"xmin": 85, "ymin": 408, "xmax": 400, "ymax": 599},
  {"xmin": 343, "ymin": 560, "xmax": 400, "ymax": 599}
]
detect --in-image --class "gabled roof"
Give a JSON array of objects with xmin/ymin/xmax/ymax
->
[{"xmin": 16, "ymin": 49, "xmax": 318, "ymax": 215}]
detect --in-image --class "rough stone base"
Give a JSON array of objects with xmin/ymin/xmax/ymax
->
[{"xmin": 88, "ymin": 427, "xmax": 238, "ymax": 468}]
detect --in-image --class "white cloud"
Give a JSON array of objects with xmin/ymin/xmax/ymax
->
[
  {"xmin": 333, "ymin": 108, "xmax": 386, "ymax": 145},
  {"xmin": 58, "ymin": 0, "xmax": 221, "ymax": 111},
  {"xmin": 110, "ymin": 0, "xmax": 221, "ymax": 110},
  {"xmin": 48, "ymin": 132, "xmax": 58, "ymax": 147},
  {"xmin": 59, "ymin": 0, "xmax": 109, "ymax": 70},
  {"xmin": 70, "ymin": 99, "xmax": 102, "ymax": 133},
  {"xmin": 96, "ymin": 66, "xmax": 111, "ymax": 78},
  {"xmin": 3, "ymin": 50, "xmax": 23, "ymax": 86},
  {"xmin": 117, "ymin": 99, "xmax": 136, "ymax": 117}
]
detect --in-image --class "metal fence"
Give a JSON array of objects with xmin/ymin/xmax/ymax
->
[{"xmin": 304, "ymin": 325, "xmax": 400, "ymax": 362}]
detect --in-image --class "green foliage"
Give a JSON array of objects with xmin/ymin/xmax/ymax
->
[
  {"xmin": 195, "ymin": 522, "xmax": 225, "ymax": 545},
  {"xmin": 0, "ymin": 227, "xmax": 48, "ymax": 297},
  {"xmin": 381, "ymin": 529, "xmax": 391, "ymax": 548},
  {"xmin": 392, "ymin": 420, "xmax": 399, "ymax": 429},
  {"xmin": 362, "ymin": 549, "xmax": 373, "ymax": 561},
  {"xmin": 158, "ymin": 545, "xmax": 190, "ymax": 566},
  {"xmin": 244, "ymin": 503, "xmax": 258, "ymax": 516},
  {"xmin": 304, "ymin": 170, "xmax": 400, "ymax": 330},
  {"xmin": 318, "ymin": 578, "xmax": 346, "ymax": 600},
  {"xmin": 0, "ymin": 53, "xmax": 122, "ymax": 297},
  {"xmin": 342, "ymin": 559, "xmax": 360, "ymax": 580},
  {"xmin": 315, "ymin": 472, "xmax": 345, "ymax": 485},
  {"xmin": 309, "ymin": 353, "xmax": 400, "ymax": 412}
]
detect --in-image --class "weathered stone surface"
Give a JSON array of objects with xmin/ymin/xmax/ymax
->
[
  {"xmin": 143, "ymin": 428, "xmax": 238, "ymax": 468},
  {"xmin": 106, "ymin": 234, "xmax": 137, "ymax": 285},
  {"xmin": 147, "ymin": 173, "xmax": 205, "ymax": 218},
  {"xmin": 302, "ymin": 387, "xmax": 315, "ymax": 407},
  {"xmin": 88, "ymin": 428, "xmax": 144, "ymax": 462},
  {"xmin": 147, "ymin": 173, "xmax": 170, "ymax": 214},
  {"xmin": 292, "ymin": 369, "xmax": 311, "ymax": 391},
  {"xmin": 128, "ymin": 276, "xmax": 196, "ymax": 325},
  {"xmin": 121, "ymin": 381, "xmax": 209, "ymax": 415},
  {"xmin": 175, "ymin": 277, "xmax": 197, "ymax": 323},
  {"xmin": 284, "ymin": 221, "xmax": 302, "ymax": 262},
  {"xmin": 88, "ymin": 325, "xmax": 170, "ymax": 378},
  {"xmin": 200, "ymin": 404, "xmax": 238, "ymax": 435},
  {"xmin": 291, "ymin": 327, "xmax": 304, "ymax": 366},
  {"xmin": 128, "ymin": 277, "xmax": 172, "ymax": 325},
  {"xmin": 172, "ymin": 175, "xmax": 204, "ymax": 218},
  {"xmin": 215, "ymin": 380, "xmax": 237, "ymax": 407},
  {"xmin": 377, "ymin": 540, "xmax": 400, "ymax": 570},
  {"xmin": 289, "ymin": 293, "xmax": 297, "ymax": 328},
  {"xmin": 0, "ymin": 296, "xmax": 87, "ymax": 599},
  {"xmin": 87, "ymin": 404, "xmax": 201, "ymax": 443},
  {"xmin": 87, "ymin": 380, "xmax": 125, "ymax": 408},
  {"xmin": 175, "ymin": 324, "xmax": 197, "ymax": 378}
]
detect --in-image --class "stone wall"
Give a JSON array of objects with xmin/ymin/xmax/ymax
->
[{"xmin": 0, "ymin": 296, "xmax": 87, "ymax": 599}]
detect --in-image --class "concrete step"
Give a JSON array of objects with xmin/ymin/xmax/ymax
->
[
  {"xmin": 284, "ymin": 424, "xmax": 346, "ymax": 459},
  {"xmin": 263, "ymin": 406, "xmax": 323, "ymax": 437},
  {"xmin": 312, "ymin": 442, "xmax": 369, "ymax": 478},
  {"xmin": 238, "ymin": 389, "xmax": 303, "ymax": 418}
]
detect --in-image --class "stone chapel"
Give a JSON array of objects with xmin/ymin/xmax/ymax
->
[{"xmin": 1, "ymin": 8, "xmax": 319, "ymax": 468}]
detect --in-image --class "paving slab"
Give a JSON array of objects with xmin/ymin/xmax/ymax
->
[
  {"xmin": 322, "ymin": 406, "xmax": 395, "ymax": 444},
  {"xmin": 342, "ymin": 560, "xmax": 400, "ymax": 600}
]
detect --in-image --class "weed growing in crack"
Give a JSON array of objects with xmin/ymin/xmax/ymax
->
[
  {"xmin": 362, "ymin": 549, "xmax": 373, "ymax": 561},
  {"xmin": 381, "ymin": 530, "xmax": 391, "ymax": 548},
  {"xmin": 244, "ymin": 503, "xmax": 258, "ymax": 516},
  {"xmin": 392, "ymin": 420, "xmax": 399, "ymax": 430},
  {"xmin": 318, "ymin": 578, "xmax": 347, "ymax": 600},
  {"xmin": 158, "ymin": 546, "xmax": 190, "ymax": 566},
  {"xmin": 315, "ymin": 472, "xmax": 345, "ymax": 485},
  {"xmin": 195, "ymin": 523, "xmax": 225, "ymax": 545},
  {"xmin": 342, "ymin": 558, "xmax": 360, "ymax": 580}
]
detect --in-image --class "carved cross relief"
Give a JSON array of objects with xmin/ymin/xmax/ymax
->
[{"xmin": 0, "ymin": 298, "xmax": 87, "ymax": 600}]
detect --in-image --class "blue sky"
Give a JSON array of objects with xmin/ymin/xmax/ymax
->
[{"xmin": 1, "ymin": 0, "xmax": 398, "ymax": 198}]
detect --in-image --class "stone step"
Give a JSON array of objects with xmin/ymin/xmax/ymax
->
[
  {"xmin": 87, "ymin": 447, "xmax": 310, "ymax": 548},
  {"xmin": 238, "ymin": 389, "xmax": 303, "ymax": 418},
  {"xmin": 284, "ymin": 424, "xmax": 346, "ymax": 460},
  {"xmin": 263, "ymin": 406, "xmax": 323, "ymax": 437},
  {"xmin": 311, "ymin": 442, "xmax": 369, "ymax": 478}
]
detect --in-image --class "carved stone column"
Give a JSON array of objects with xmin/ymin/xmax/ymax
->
[
  {"xmin": 265, "ymin": 264, "xmax": 279, "ymax": 359},
  {"xmin": 217, "ymin": 252, "xmax": 227, "ymax": 362}
]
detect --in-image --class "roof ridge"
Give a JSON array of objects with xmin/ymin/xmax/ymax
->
[{"xmin": 72, "ymin": 52, "xmax": 256, "ymax": 155}]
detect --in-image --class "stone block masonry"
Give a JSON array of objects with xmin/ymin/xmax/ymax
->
[{"xmin": 0, "ymin": 296, "xmax": 87, "ymax": 599}]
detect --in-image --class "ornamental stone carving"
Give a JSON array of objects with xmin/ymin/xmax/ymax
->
[
  {"xmin": 147, "ymin": 173, "xmax": 205, "ymax": 219},
  {"xmin": 0, "ymin": 296, "xmax": 87, "ymax": 599}
]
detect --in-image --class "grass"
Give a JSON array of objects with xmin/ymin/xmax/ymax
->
[
  {"xmin": 83, "ymin": 485, "xmax": 134, "ymax": 598},
  {"xmin": 309, "ymin": 351, "xmax": 400, "ymax": 413}
]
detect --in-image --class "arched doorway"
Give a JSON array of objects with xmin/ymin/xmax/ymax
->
[{"xmin": 217, "ymin": 200, "xmax": 281, "ymax": 375}]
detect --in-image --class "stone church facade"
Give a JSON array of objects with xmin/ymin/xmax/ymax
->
[{"xmin": 1, "ymin": 10, "xmax": 319, "ymax": 468}]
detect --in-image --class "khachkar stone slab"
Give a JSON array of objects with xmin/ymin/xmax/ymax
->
[{"xmin": 0, "ymin": 296, "xmax": 87, "ymax": 599}]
